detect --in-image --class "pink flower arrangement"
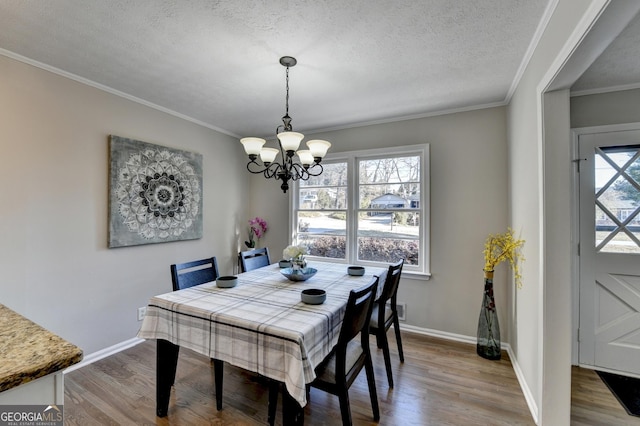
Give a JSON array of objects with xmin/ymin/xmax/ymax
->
[{"xmin": 246, "ymin": 217, "xmax": 268, "ymax": 248}]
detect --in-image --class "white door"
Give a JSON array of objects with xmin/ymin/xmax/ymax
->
[{"xmin": 578, "ymin": 129, "xmax": 640, "ymax": 376}]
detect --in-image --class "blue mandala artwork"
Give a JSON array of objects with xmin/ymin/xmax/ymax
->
[{"xmin": 108, "ymin": 135, "xmax": 203, "ymax": 247}]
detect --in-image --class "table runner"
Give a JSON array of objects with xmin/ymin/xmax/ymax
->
[{"xmin": 137, "ymin": 261, "xmax": 386, "ymax": 406}]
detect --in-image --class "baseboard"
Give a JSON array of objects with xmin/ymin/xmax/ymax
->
[
  {"xmin": 505, "ymin": 345, "xmax": 539, "ymax": 424},
  {"xmin": 63, "ymin": 337, "xmax": 144, "ymax": 374},
  {"xmin": 398, "ymin": 323, "xmax": 477, "ymax": 345}
]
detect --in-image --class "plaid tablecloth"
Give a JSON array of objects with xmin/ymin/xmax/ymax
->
[{"xmin": 137, "ymin": 261, "xmax": 386, "ymax": 406}]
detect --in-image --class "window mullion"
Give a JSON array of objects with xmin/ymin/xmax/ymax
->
[{"xmin": 348, "ymin": 155, "xmax": 358, "ymax": 264}]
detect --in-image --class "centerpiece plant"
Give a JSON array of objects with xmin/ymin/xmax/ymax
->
[
  {"xmin": 283, "ymin": 244, "xmax": 308, "ymax": 269},
  {"xmin": 478, "ymin": 228, "xmax": 525, "ymax": 360}
]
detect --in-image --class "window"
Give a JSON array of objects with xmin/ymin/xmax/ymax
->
[
  {"xmin": 291, "ymin": 144, "xmax": 430, "ymax": 277},
  {"xmin": 594, "ymin": 145, "xmax": 640, "ymax": 253}
]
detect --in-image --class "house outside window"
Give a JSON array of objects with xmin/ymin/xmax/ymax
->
[{"xmin": 291, "ymin": 144, "xmax": 430, "ymax": 278}]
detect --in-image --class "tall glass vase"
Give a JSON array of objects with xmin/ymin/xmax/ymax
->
[
  {"xmin": 477, "ymin": 270, "xmax": 501, "ymax": 360},
  {"xmin": 292, "ymin": 256, "xmax": 307, "ymax": 271}
]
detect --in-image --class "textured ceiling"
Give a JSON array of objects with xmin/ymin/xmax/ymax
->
[
  {"xmin": 573, "ymin": 12, "xmax": 640, "ymax": 95},
  {"xmin": 1, "ymin": 0, "xmax": 630, "ymax": 140}
]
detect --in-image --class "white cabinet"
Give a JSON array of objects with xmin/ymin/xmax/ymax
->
[{"xmin": 0, "ymin": 372, "xmax": 64, "ymax": 404}]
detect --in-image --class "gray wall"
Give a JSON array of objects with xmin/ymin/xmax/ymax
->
[
  {"xmin": 0, "ymin": 54, "xmax": 249, "ymax": 354},
  {"xmin": 571, "ymin": 88, "xmax": 640, "ymax": 128}
]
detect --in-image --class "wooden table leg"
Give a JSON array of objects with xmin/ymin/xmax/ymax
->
[
  {"xmin": 156, "ymin": 339, "xmax": 179, "ymax": 417},
  {"xmin": 267, "ymin": 380, "xmax": 279, "ymax": 425},
  {"xmin": 282, "ymin": 386, "xmax": 304, "ymax": 426},
  {"xmin": 213, "ymin": 358, "xmax": 223, "ymax": 410}
]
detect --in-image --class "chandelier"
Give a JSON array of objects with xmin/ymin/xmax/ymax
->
[{"xmin": 240, "ymin": 56, "xmax": 331, "ymax": 193}]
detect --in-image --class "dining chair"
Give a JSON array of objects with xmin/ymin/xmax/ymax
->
[
  {"xmin": 169, "ymin": 256, "xmax": 224, "ymax": 411},
  {"xmin": 238, "ymin": 247, "xmax": 271, "ymax": 272},
  {"xmin": 170, "ymin": 256, "xmax": 220, "ymax": 291},
  {"xmin": 369, "ymin": 258, "xmax": 405, "ymax": 388},
  {"xmin": 268, "ymin": 276, "xmax": 380, "ymax": 426}
]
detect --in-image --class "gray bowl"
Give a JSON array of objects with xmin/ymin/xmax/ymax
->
[
  {"xmin": 301, "ymin": 288, "xmax": 326, "ymax": 305},
  {"xmin": 279, "ymin": 259, "xmax": 293, "ymax": 268},
  {"xmin": 216, "ymin": 276, "xmax": 238, "ymax": 288},
  {"xmin": 347, "ymin": 266, "xmax": 365, "ymax": 276}
]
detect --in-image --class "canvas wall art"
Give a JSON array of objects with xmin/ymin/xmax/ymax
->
[{"xmin": 108, "ymin": 135, "xmax": 203, "ymax": 248}]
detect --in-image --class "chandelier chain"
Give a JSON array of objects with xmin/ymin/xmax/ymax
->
[{"xmin": 285, "ymin": 66, "xmax": 290, "ymax": 119}]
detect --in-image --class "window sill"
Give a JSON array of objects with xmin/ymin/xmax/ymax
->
[
  {"xmin": 307, "ymin": 258, "xmax": 431, "ymax": 281},
  {"xmin": 401, "ymin": 271, "xmax": 431, "ymax": 281}
]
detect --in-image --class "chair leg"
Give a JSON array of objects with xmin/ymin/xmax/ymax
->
[
  {"xmin": 337, "ymin": 388, "xmax": 353, "ymax": 426},
  {"xmin": 364, "ymin": 354, "xmax": 380, "ymax": 421},
  {"xmin": 379, "ymin": 330, "xmax": 394, "ymax": 388},
  {"xmin": 213, "ymin": 359, "xmax": 224, "ymax": 411},
  {"xmin": 375, "ymin": 328, "xmax": 383, "ymax": 349},
  {"xmin": 267, "ymin": 380, "xmax": 279, "ymax": 426},
  {"xmin": 393, "ymin": 315, "xmax": 404, "ymax": 363}
]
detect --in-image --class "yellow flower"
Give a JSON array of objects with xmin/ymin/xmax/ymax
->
[{"xmin": 483, "ymin": 228, "xmax": 525, "ymax": 288}]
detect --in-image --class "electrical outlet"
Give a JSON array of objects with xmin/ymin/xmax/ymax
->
[
  {"xmin": 398, "ymin": 303, "xmax": 406, "ymax": 321},
  {"xmin": 137, "ymin": 306, "xmax": 147, "ymax": 321},
  {"xmin": 387, "ymin": 302, "xmax": 406, "ymax": 321}
]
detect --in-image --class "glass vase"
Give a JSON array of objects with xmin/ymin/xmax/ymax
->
[
  {"xmin": 477, "ymin": 270, "xmax": 501, "ymax": 360},
  {"xmin": 292, "ymin": 257, "xmax": 307, "ymax": 271}
]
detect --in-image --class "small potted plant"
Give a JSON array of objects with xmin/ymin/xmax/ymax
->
[{"xmin": 245, "ymin": 217, "xmax": 267, "ymax": 248}]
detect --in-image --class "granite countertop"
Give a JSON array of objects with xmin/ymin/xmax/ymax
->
[{"xmin": 0, "ymin": 304, "xmax": 83, "ymax": 392}]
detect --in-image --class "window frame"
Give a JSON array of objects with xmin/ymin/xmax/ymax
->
[{"xmin": 290, "ymin": 143, "xmax": 430, "ymax": 279}]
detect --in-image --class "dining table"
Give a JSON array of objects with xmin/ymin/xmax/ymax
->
[{"xmin": 137, "ymin": 260, "xmax": 387, "ymax": 424}]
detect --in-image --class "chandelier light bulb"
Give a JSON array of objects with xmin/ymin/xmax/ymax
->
[
  {"xmin": 277, "ymin": 131, "xmax": 304, "ymax": 152},
  {"xmin": 259, "ymin": 147, "xmax": 279, "ymax": 164},
  {"xmin": 296, "ymin": 150, "xmax": 314, "ymax": 166},
  {"xmin": 306, "ymin": 140, "xmax": 331, "ymax": 159},
  {"xmin": 240, "ymin": 137, "xmax": 266, "ymax": 156}
]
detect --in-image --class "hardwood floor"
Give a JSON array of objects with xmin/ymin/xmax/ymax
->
[
  {"xmin": 571, "ymin": 366, "xmax": 640, "ymax": 425},
  {"xmin": 63, "ymin": 332, "xmax": 637, "ymax": 425}
]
